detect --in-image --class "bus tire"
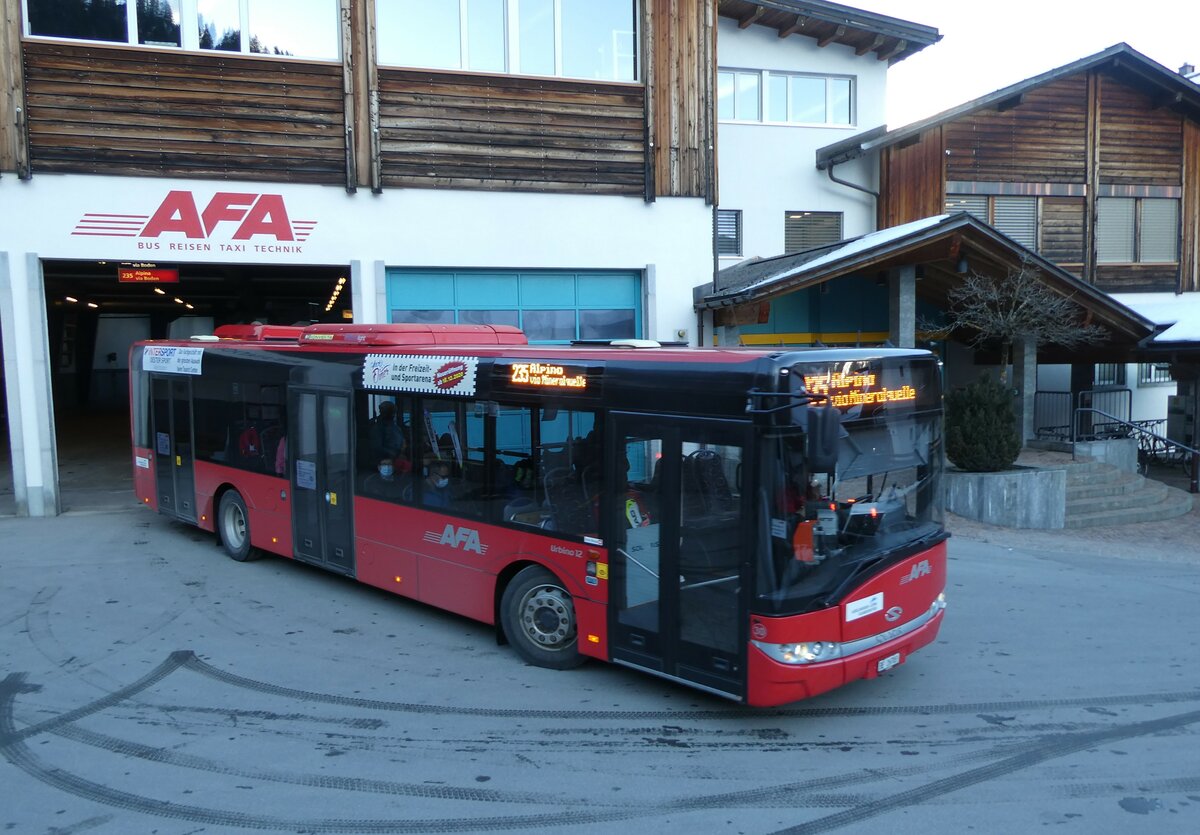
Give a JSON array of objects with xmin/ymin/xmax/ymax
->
[
  {"xmin": 501, "ymin": 566, "xmax": 585, "ymax": 670},
  {"xmin": 217, "ymin": 490, "xmax": 259, "ymax": 562}
]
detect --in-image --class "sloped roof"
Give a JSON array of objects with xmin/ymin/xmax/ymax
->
[
  {"xmin": 1111, "ymin": 293, "xmax": 1200, "ymax": 347},
  {"xmin": 718, "ymin": 0, "xmax": 940, "ymax": 65},
  {"xmin": 696, "ymin": 213, "xmax": 1156, "ymax": 349},
  {"xmin": 817, "ymin": 42, "xmax": 1200, "ymax": 168}
]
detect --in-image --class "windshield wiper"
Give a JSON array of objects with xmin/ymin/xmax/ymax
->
[{"xmin": 818, "ymin": 529, "xmax": 948, "ymax": 607}]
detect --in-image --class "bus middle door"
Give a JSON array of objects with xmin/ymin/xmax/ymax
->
[
  {"xmin": 150, "ymin": 375, "xmax": 197, "ymax": 523},
  {"xmin": 606, "ymin": 414, "xmax": 750, "ymax": 701},
  {"xmin": 289, "ymin": 388, "xmax": 354, "ymax": 575}
]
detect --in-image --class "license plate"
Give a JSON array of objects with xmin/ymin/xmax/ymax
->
[{"xmin": 877, "ymin": 652, "xmax": 901, "ymax": 673}]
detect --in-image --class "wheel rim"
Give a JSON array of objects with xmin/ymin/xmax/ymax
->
[
  {"xmin": 517, "ymin": 583, "xmax": 576, "ymax": 651},
  {"xmin": 223, "ymin": 501, "xmax": 246, "ymax": 550}
]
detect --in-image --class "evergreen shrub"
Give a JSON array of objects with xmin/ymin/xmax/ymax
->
[{"xmin": 945, "ymin": 375, "xmax": 1021, "ymax": 472}]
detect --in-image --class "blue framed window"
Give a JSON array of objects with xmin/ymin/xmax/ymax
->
[{"xmin": 386, "ymin": 268, "xmax": 641, "ymax": 344}]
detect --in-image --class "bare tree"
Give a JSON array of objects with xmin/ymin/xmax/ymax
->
[{"xmin": 925, "ymin": 256, "xmax": 1108, "ymax": 380}]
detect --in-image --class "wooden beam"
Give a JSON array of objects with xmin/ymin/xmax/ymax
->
[
  {"xmin": 778, "ymin": 15, "xmax": 806, "ymax": 38},
  {"xmin": 856, "ymin": 35, "xmax": 884, "ymax": 56},
  {"xmin": 817, "ymin": 25, "xmax": 845, "ymax": 48},
  {"xmin": 738, "ymin": 5, "xmax": 765, "ymax": 29},
  {"xmin": 877, "ymin": 39, "xmax": 907, "ymax": 62},
  {"xmin": 1, "ymin": 0, "xmax": 29, "ymax": 177}
]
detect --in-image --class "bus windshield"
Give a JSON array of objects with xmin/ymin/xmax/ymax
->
[{"xmin": 756, "ymin": 374, "xmax": 943, "ymax": 615}]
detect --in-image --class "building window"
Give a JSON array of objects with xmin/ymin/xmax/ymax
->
[
  {"xmin": 945, "ymin": 195, "xmax": 1038, "ymax": 251},
  {"xmin": 1138, "ymin": 363, "xmax": 1173, "ymax": 386},
  {"xmin": 387, "ymin": 269, "xmax": 641, "ymax": 344},
  {"xmin": 716, "ymin": 209, "xmax": 742, "ymax": 257},
  {"xmin": 1097, "ymin": 197, "xmax": 1179, "ymax": 264},
  {"xmin": 376, "ymin": 0, "xmax": 638, "ymax": 82},
  {"xmin": 1094, "ymin": 363, "xmax": 1126, "ymax": 387},
  {"xmin": 24, "ymin": 0, "xmax": 340, "ymax": 59},
  {"xmin": 718, "ymin": 69, "xmax": 854, "ymax": 126},
  {"xmin": 784, "ymin": 211, "xmax": 842, "ymax": 253}
]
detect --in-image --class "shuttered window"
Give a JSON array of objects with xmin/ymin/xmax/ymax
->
[
  {"xmin": 784, "ymin": 212, "xmax": 842, "ymax": 253},
  {"xmin": 1097, "ymin": 197, "xmax": 1178, "ymax": 263},
  {"xmin": 1097, "ymin": 198, "xmax": 1136, "ymax": 263},
  {"xmin": 945, "ymin": 195, "xmax": 988, "ymax": 221},
  {"xmin": 946, "ymin": 195, "xmax": 1037, "ymax": 250},
  {"xmin": 1140, "ymin": 198, "xmax": 1179, "ymax": 263},
  {"xmin": 993, "ymin": 197, "xmax": 1038, "ymax": 250},
  {"xmin": 716, "ymin": 210, "xmax": 742, "ymax": 257}
]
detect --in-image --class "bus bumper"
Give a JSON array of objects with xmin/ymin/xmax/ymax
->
[{"xmin": 745, "ymin": 608, "xmax": 945, "ymax": 707}]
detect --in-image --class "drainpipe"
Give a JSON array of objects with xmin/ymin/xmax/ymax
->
[{"xmin": 826, "ymin": 161, "xmax": 879, "ymax": 201}]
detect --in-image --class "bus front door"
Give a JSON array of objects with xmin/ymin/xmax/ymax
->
[
  {"xmin": 606, "ymin": 414, "xmax": 749, "ymax": 701},
  {"xmin": 150, "ymin": 376, "xmax": 196, "ymax": 523},
  {"xmin": 289, "ymin": 389, "xmax": 354, "ymax": 575}
]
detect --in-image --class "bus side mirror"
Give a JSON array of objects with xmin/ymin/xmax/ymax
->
[{"xmin": 807, "ymin": 405, "xmax": 840, "ymax": 473}]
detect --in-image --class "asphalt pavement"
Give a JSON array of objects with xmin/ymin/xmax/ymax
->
[{"xmin": 1, "ymin": 503, "xmax": 1198, "ymax": 834}]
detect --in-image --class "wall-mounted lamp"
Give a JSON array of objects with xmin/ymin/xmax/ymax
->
[{"xmin": 955, "ymin": 256, "xmax": 969, "ymax": 274}]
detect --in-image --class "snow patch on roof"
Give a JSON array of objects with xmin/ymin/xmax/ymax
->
[
  {"xmin": 737, "ymin": 214, "xmax": 951, "ymax": 295},
  {"xmin": 1110, "ymin": 292, "xmax": 1200, "ymax": 343}
]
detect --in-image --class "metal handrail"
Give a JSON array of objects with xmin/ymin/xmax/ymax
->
[{"xmin": 1073, "ymin": 407, "xmax": 1199, "ymax": 494}]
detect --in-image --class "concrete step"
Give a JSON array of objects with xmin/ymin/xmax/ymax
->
[
  {"xmin": 1066, "ymin": 478, "xmax": 1167, "ymax": 514},
  {"xmin": 1065, "ymin": 484, "xmax": 1194, "ymax": 528},
  {"xmin": 1066, "ymin": 469, "xmax": 1144, "ymax": 499},
  {"xmin": 1065, "ymin": 460, "xmax": 1118, "ymax": 479}
]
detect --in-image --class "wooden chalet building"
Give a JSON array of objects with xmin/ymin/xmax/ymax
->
[{"xmin": 817, "ymin": 43, "xmax": 1200, "ymax": 295}]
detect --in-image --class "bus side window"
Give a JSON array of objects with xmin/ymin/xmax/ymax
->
[
  {"xmin": 537, "ymin": 408, "xmax": 600, "ymax": 537},
  {"xmin": 356, "ymin": 393, "xmax": 414, "ymax": 504},
  {"xmin": 495, "ymin": 404, "xmax": 540, "ymax": 525},
  {"xmin": 422, "ymin": 398, "xmax": 482, "ymax": 518}
]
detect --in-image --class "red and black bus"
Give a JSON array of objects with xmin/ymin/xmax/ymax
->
[{"xmin": 130, "ymin": 323, "xmax": 947, "ymax": 706}]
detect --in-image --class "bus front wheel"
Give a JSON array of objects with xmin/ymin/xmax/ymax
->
[
  {"xmin": 501, "ymin": 566, "xmax": 585, "ymax": 670},
  {"xmin": 218, "ymin": 491, "xmax": 259, "ymax": 562}
]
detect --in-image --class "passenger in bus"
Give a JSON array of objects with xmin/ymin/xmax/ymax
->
[
  {"xmin": 369, "ymin": 400, "xmax": 405, "ymax": 460},
  {"xmin": 422, "ymin": 460, "xmax": 453, "ymax": 508},
  {"xmin": 392, "ymin": 436, "xmax": 414, "ymax": 476},
  {"xmin": 363, "ymin": 456, "xmax": 407, "ymax": 500}
]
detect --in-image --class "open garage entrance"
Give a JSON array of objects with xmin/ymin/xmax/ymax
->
[{"xmin": 13, "ymin": 259, "xmax": 352, "ymax": 515}]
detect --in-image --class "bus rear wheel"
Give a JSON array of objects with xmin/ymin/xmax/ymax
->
[
  {"xmin": 218, "ymin": 491, "xmax": 259, "ymax": 562},
  {"xmin": 501, "ymin": 566, "xmax": 585, "ymax": 670}
]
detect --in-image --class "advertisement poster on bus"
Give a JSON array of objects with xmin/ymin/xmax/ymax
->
[
  {"xmin": 363, "ymin": 354, "xmax": 478, "ymax": 396},
  {"xmin": 143, "ymin": 346, "xmax": 204, "ymax": 375}
]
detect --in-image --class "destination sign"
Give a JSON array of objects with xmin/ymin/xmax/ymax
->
[
  {"xmin": 802, "ymin": 371, "xmax": 916, "ymax": 409},
  {"xmin": 509, "ymin": 362, "xmax": 588, "ymax": 391}
]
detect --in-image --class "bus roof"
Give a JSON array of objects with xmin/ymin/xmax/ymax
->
[{"xmin": 178, "ymin": 324, "xmax": 932, "ymax": 366}]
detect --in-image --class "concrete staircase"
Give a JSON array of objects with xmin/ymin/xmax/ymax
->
[{"xmin": 1064, "ymin": 461, "xmax": 1194, "ymax": 528}]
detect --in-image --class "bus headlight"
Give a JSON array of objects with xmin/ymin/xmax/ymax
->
[{"xmin": 752, "ymin": 639, "xmax": 843, "ymax": 665}]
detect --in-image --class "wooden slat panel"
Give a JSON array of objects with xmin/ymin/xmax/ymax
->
[
  {"xmin": 945, "ymin": 76, "xmax": 1088, "ymax": 183},
  {"xmin": 1040, "ymin": 196, "xmax": 1085, "ymax": 263},
  {"xmin": 648, "ymin": 0, "xmax": 713, "ymax": 200},
  {"xmin": 378, "ymin": 67, "xmax": 645, "ymax": 195},
  {"xmin": 22, "ymin": 41, "xmax": 346, "ymax": 183},
  {"xmin": 878, "ymin": 126, "xmax": 945, "ymax": 227},
  {"xmin": 1094, "ymin": 264, "xmax": 1179, "ymax": 293},
  {"xmin": 1183, "ymin": 120, "xmax": 1200, "ymax": 292},
  {"xmin": 1097, "ymin": 73, "xmax": 1183, "ymax": 187}
]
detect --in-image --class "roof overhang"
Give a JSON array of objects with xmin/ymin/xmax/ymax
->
[
  {"xmin": 696, "ymin": 213, "xmax": 1157, "ymax": 357},
  {"xmin": 817, "ymin": 42, "xmax": 1200, "ymax": 169},
  {"xmin": 717, "ymin": 0, "xmax": 940, "ymax": 65}
]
